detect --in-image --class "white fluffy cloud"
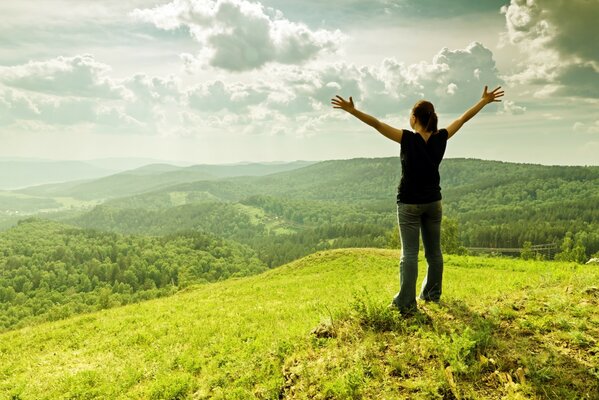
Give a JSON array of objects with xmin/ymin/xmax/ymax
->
[
  {"xmin": 0, "ymin": 55, "xmax": 127, "ymax": 99},
  {"xmin": 186, "ymin": 80, "xmax": 268, "ymax": 112},
  {"xmin": 120, "ymin": 74, "xmax": 182, "ymax": 127},
  {"xmin": 0, "ymin": 87, "xmax": 139, "ymax": 128},
  {"xmin": 131, "ymin": 0, "xmax": 344, "ymax": 72},
  {"xmin": 123, "ymin": 74, "xmax": 180, "ymax": 103},
  {"xmin": 501, "ymin": 0, "xmax": 599, "ymax": 98},
  {"xmin": 0, "ymin": 58, "xmax": 182, "ymax": 131},
  {"xmin": 499, "ymin": 100, "xmax": 526, "ymax": 115},
  {"xmin": 181, "ymin": 41, "xmax": 506, "ymax": 133},
  {"xmin": 380, "ymin": 42, "xmax": 503, "ymax": 112},
  {"xmin": 0, "ymin": 41, "xmax": 508, "ymax": 135}
]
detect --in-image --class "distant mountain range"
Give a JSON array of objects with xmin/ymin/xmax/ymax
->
[
  {"xmin": 0, "ymin": 158, "xmax": 316, "ymax": 191},
  {"xmin": 0, "ymin": 160, "xmax": 115, "ymax": 190}
]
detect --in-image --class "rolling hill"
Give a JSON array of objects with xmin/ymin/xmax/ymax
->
[
  {"xmin": 51, "ymin": 157, "xmax": 599, "ymax": 210},
  {"xmin": 62, "ymin": 158, "xmax": 599, "ymax": 256},
  {"xmin": 4, "ymin": 157, "xmax": 599, "ymax": 259},
  {"xmin": 15, "ymin": 161, "xmax": 317, "ymax": 201},
  {"xmin": 1, "ymin": 248, "xmax": 597, "ymax": 399}
]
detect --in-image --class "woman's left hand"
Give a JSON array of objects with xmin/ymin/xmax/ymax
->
[{"xmin": 482, "ymin": 86, "xmax": 504, "ymax": 104}]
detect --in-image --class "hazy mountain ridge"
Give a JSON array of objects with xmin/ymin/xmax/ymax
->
[
  {"xmin": 15, "ymin": 160, "xmax": 319, "ymax": 201},
  {"xmin": 0, "ymin": 160, "xmax": 115, "ymax": 190}
]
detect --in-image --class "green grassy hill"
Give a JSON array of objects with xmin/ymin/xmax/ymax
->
[{"xmin": 2, "ymin": 248, "xmax": 597, "ymax": 399}]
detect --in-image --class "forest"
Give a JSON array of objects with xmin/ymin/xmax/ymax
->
[
  {"xmin": 0, "ymin": 219, "xmax": 265, "ymax": 331},
  {"xmin": 0, "ymin": 157, "xmax": 597, "ymax": 332}
]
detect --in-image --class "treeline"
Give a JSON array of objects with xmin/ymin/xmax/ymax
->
[
  {"xmin": 246, "ymin": 222, "xmax": 393, "ymax": 268},
  {"xmin": 240, "ymin": 195, "xmax": 394, "ymax": 227},
  {"xmin": 448, "ymin": 199, "xmax": 599, "ymax": 255},
  {"xmin": 66, "ymin": 197, "xmax": 398, "ymax": 268},
  {"xmin": 0, "ymin": 194, "xmax": 60, "ymax": 213},
  {"xmin": 68, "ymin": 190, "xmax": 599, "ymax": 263},
  {"xmin": 70, "ymin": 202, "xmax": 261, "ymax": 238},
  {"xmin": 0, "ymin": 219, "xmax": 266, "ymax": 331}
]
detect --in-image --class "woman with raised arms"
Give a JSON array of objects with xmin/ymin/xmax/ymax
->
[{"xmin": 331, "ymin": 86, "xmax": 504, "ymax": 315}]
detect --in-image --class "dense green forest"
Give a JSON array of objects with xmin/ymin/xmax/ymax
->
[
  {"xmin": 0, "ymin": 219, "xmax": 265, "ymax": 331},
  {"xmin": 65, "ymin": 198, "xmax": 397, "ymax": 268},
  {"xmin": 27, "ymin": 157, "xmax": 595, "ymax": 256}
]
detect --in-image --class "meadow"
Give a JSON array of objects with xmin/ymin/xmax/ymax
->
[{"xmin": 2, "ymin": 248, "xmax": 597, "ymax": 399}]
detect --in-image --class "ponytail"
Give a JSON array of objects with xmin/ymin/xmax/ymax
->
[{"xmin": 424, "ymin": 111, "xmax": 438, "ymax": 133}]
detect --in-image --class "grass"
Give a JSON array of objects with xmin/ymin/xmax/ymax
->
[
  {"xmin": 168, "ymin": 192, "xmax": 189, "ymax": 207},
  {"xmin": 1, "ymin": 249, "xmax": 598, "ymax": 399},
  {"xmin": 234, "ymin": 203, "xmax": 298, "ymax": 235}
]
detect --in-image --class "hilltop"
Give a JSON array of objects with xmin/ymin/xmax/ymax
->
[{"xmin": 1, "ymin": 248, "xmax": 597, "ymax": 399}]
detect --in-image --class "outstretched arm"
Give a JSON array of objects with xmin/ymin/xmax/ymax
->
[
  {"xmin": 331, "ymin": 95, "xmax": 403, "ymax": 143},
  {"xmin": 446, "ymin": 86, "xmax": 504, "ymax": 139}
]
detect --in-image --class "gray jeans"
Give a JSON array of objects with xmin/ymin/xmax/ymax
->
[{"xmin": 392, "ymin": 200, "xmax": 444, "ymax": 313}]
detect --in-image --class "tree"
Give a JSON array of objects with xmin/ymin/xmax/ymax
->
[
  {"xmin": 441, "ymin": 217, "xmax": 467, "ymax": 255},
  {"xmin": 555, "ymin": 232, "xmax": 587, "ymax": 263},
  {"xmin": 520, "ymin": 241, "xmax": 534, "ymax": 260}
]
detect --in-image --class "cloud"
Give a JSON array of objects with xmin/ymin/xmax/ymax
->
[
  {"xmin": 0, "ymin": 55, "xmax": 184, "ymax": 132},
  {"xmin": 0, "ymin": 87, "xmax": 140, "ymax": 128},
  {"xmin": 572, "ymin": 120, "xmax": 599, "ymax": 134},
  {"xmin": 501, "ymin": 0, "xmax": 599, "ymax": 98},
  {"xmin": 186, "ymin": 80, "xmax": 269, "ymax": 112},
  {"xmin": 0, "ymin": 54, "xmax": 127, "ymax": 99},
  {"xmin": 182, "ymin": 41, "xmax": 503, "ymax": 125},
  {"xmin": 1, "ymin": 41, "xmax": 504, "ymax": 136},
  {"xmin": 499, "ymin": 100, "xmax": 526, "ymax": 115},
  {"xmin": 120, "ymin": 74, "xmax": 182, "ymax": 126},
  {"xmin": 131, "ymin": 0, "xmax": 344, "ymax": 72},
  {"xmin": 123, "ymin": 74, "xmax": 181, "ymax": 103},
  {"xmin": 345, "ymin": 42, "xmax": 502, "ymax": 114}
]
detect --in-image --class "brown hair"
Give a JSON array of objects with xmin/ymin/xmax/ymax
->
[{"xmin": 412, "ymin": 100, "xmax": 438, "ymax": 133}]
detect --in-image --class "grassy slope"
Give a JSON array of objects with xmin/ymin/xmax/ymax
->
[{"xmin": 1, "ymin": 249, "xmax": 598, "ymax": 399}]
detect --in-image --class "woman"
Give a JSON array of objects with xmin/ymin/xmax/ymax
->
[{"xmin": 331, "ymin": 86, "xmax": 504, "ymax": 315}]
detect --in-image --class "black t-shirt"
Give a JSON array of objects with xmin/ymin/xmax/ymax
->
[{"xmin": 397, "ymin": 129, "xmax": 448, "ymax": 204}]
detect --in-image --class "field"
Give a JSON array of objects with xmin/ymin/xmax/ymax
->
[{"xmin": 1, "ymin": 248, "xmax": 598, "ymax": 399}]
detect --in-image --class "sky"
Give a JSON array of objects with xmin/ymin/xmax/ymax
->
[{"xmin": 0, "ymin": 0, "xmax": 598, "ymax": 166}]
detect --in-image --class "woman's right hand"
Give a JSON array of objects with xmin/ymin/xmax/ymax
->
[{"xmin": 331, "ymin": 95, "xmax": 355, "ymax": 113}]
